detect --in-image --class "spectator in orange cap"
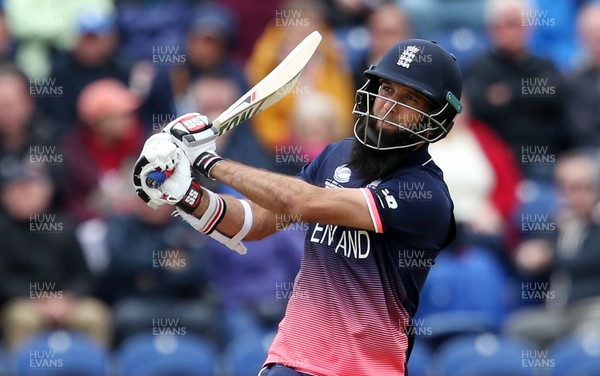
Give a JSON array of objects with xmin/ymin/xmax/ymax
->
[{"xmin": 62, "ymin": 78, "xmax": 143, "ymax": 223}]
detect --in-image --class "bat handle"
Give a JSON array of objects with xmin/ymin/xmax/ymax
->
[{"xmin": 146, "ymin": 169, "xmax": 173, "ymax": 188}]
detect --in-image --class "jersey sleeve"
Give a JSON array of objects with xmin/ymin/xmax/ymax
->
[
  {"xmin": 361, "ymin": 175, "xmax": 454, "ymax": 247},
  {"xmin": 297, "ymin": 143, "xmax": 335, "ymax": 184}
]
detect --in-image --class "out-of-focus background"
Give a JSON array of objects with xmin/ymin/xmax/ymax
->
[{"xmin": 0, "ymin": 0, "xmax": 599, "ymax": 375}]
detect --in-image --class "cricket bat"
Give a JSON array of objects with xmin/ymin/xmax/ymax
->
[{"xmin": 146, "ymin": 31, "xmax": 322, "ymax": 188}]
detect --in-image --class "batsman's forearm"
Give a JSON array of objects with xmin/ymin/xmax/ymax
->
[
  {"xmin": 190, "ymin": 188, "xmax": 279, "ymax": 241},
  {"xmin": 211, "ymin": 160, "xmax": 316, "ymax": 217}
]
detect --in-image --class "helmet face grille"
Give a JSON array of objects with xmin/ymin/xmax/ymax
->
[
  {"xmin": 353, "ymin": 39, "xmax": 463, "ymax": 150},
  {"xmin": 352, "ymin": 80, "xmax": 455, "ymax": 150}
]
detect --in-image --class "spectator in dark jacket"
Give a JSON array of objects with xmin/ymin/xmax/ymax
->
[
  {"xmin": 464, "ymin": 0, "xmax": 569, "ymax": 182},
  {"xmin": 506, "ymin": 149, "xmax": 600, "ymax": 349},
  {"xmin": 141, "ymin": 4, "xmax": 247, "ymax": 133},
  {"xmin": 0, "ymin": 164, "xmax": 111, "ymax": 350},
  {"xmin": 0, "ymin": 64, "xmax": 63, "ymax": 193},
  {"xmin": 40, "ymin": 8, "xmax": 131, "ymax": 132},
  {"xmin": 98, "ymin": 198, "xmax": 217, "ymax": 345},
  {"xmin": 566, "ymin": 2, "xmax": 600, "ymax": 148}
]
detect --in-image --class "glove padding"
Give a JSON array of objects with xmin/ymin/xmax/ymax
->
[
  {"xmin": 133, "ymin": 135, "xmax": 203, "ymax": 213},
  {"xmin": 140, "ymin": 133, "xmax": 180, "ymax": 171},
  {"xmin": 162, "ymin": 112, "xmax": 218, "ymax": 166},
  {"xmin": 133, "ymin": 133, "xmax": 180, "ymax": 208}
]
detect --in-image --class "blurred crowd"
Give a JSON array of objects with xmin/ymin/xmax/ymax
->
[{"xmin": 0, "ymin": 0, "xmax": 599, "ymax": 375}]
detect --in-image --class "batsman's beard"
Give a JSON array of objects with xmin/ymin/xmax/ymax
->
[{"xmin": 349, "ymin": 117, "xmax": 421, "ymax": 181}]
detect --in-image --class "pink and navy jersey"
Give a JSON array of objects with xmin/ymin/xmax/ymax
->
[{"xmin": 265, "ymin": 138, "xmax": 456, "ymax": 376}]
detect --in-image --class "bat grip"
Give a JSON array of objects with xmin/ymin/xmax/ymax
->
[{"xmin": 146, "ymin": 169, "xmax": 173, "ymax": 188}]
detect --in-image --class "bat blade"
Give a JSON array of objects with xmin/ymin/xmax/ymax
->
[
  {"xmin": 145, "ymin": 31, "xmax": 322, "ymax": 188},
  {"xmin": 214, "ymin": 30, "xmax": 322, "ymax": 134},
  {"xmin": 215, "ymin": 70, "xmax": 303, "ymax": 135}
]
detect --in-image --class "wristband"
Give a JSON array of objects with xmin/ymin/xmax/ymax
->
[
  {"xmin": 193, "ymin": 152, "xmax": 223, "ymax": 179},
  {"xmin": 174, "ymin": 197, "xmax": 252, "ymax": 255},
  {"xmin": 230, "ymin": 199, "xmax": 253, "ymax": 245},
  {"xmin": 189, "ymin": 188, "xmax": 227, "ymax": 234},
  {"xmin": 175, "ymin": 179, "xmax": 204, "ymax": 214}
]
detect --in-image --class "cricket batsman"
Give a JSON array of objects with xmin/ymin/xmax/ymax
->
[{"xmin": 133, "ymin": 39, "xmax": 463, "ymax": 375}]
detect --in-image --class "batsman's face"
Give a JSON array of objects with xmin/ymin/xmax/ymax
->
[{"xmin": 373, "ymin": 80, "xmax": 435, "ymax": 135}]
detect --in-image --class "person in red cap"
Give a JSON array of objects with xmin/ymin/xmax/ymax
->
[{"xmin": 62, "ymin": 78, "xmax": 143, "ymax": 222}]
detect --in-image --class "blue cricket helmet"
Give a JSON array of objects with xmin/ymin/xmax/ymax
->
[{"xmin": 353, "ymin": 39, "xmax": 463, "ymax": 150}]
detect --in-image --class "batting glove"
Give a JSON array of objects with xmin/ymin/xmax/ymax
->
[
  {"xmin": 133, "ymin": 135, "xmax": 204, "ymax": 213},
  {"xmin": 162, "ymin": 113, "xmax": 218, "ymax": 167},
  {"xmin": 133, "ymin": 133, "xmax": 179, "ymax": 207}
]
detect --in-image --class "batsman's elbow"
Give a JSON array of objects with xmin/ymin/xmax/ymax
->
[{"xmin": 284, "ymin": 191, "xmax": 323, "ymax": 224}]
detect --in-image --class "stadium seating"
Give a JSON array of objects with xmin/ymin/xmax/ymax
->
[
  {"xmin": 222, "ymin": 332, "xmax": 272, "ymax": 376},
  {"xmin": 9, "ymin": 330, "xmax": 107, "ymax": 376},
  {"xmin": 0, "ymin": 345, "xmax": 6, "ymax": 376},
  {"xmin": 548, "ymin": 334, "xmax": 600, "ymax": 376},
  {"xmin": 428, "ymin": 27, "xmax": 490, "ymax": 69},
  {"xmin": 406, "ymin": 339, "xmax": 432, "ymax": 376},
  {"xmin": 431, "ymin": 333, "xmax": 536, "ymax": 376},
  {"xmin": 415, "ymin": 248, "xmax": 508, "ymax": 343},
  {"xmin": 117, "ymin": 332, "xmax": 217, "ymax": 376}
]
